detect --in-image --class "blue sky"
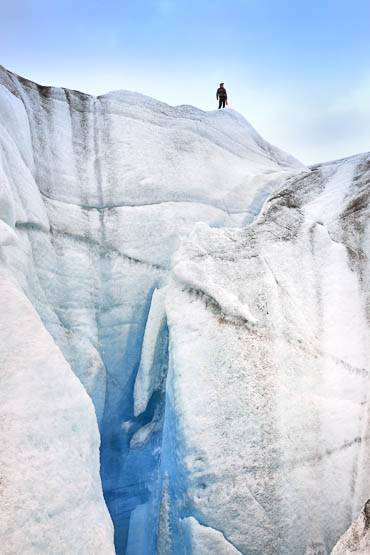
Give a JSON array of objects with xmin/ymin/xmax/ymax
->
[{"xmin": 1, "ymin": 0, "xmax": 370, "ymax": 164}]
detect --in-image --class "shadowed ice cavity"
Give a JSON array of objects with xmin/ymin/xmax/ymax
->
[{"xmin": 99, "ymin": 280, "xmax": 169, "ymax": 555}]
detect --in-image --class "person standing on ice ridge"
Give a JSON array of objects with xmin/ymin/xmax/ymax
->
[{"xmin": 216, "ymin": 82, "xmax": 228, "ymax": 109}]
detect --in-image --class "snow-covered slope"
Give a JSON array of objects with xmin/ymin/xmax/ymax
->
[
  {"xmin": 0, "ymin": 65, "xmax": 304, "ymax": 554},
  {"xmin": 164, "ymin": 153, "xmax": 370, "ymax": 554}
]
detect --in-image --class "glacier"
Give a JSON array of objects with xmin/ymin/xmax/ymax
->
[
  {"xmin": 0, "ymin": 63, "xmax": 369, "ymax": 555},
  {"xmin": 164, "ymin": 153, "xmax": 370, "ymax": 554}
]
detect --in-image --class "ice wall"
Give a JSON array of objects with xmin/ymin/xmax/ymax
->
[
  {"xmin": 0, "ymin": 273, "xmax": 115, "ymax": 554},
  {"xmin": 331, "ymin": 499, "xmax": 370, "ymax": 554},
  {"xmin": 164, "ymin": 154, "xmax": 370, "ymax": 554},
  {"xmin": 0, "ymin": 65, "xmax": 304, "ymax": 554}
]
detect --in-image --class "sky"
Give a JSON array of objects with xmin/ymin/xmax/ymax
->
[{"xmin": 1, "ymin": 0, "xmax": 370, "ymax": 164}]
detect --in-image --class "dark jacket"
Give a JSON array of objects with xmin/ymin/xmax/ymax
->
[{"xmin": 216, "ymin": 87, "xmax": 227, "ymax": 100}]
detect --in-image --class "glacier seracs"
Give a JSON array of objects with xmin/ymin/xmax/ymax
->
[{"xmin": 1, "ymin": 63, "xmax": 369, "ymax": 555}]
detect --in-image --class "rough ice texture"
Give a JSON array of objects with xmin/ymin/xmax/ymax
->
[
  {"xmin": 0, "ymin": 64, "xmax": 304, "ymax": 554},
  {"xmin": 331, "ymin": 500, "xmax": 370, "ymax": 554},
  {"xmin": 181, "ymin": 517, "xmax": 243, "ymax": 555},
  {"xmin": 164, "ymin": 153, "xmax": 370, "ymax": 554},
  {"xmin": 0, "ymin": 274, "xmax": 115, "ymax": 554}
]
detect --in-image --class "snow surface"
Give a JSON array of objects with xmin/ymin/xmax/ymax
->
[
  {"xmin": 164, "ymin": 154, "xmax": 370, "ymax": 554},
  {"xmin": 0, "ymin": 64, "xmax": 304, "ymax": 554}
]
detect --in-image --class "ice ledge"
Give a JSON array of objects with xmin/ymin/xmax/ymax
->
[
  {"xmin": 182, "ymin": 516, "xmax": 243, "ymax": 555},
  {"xmin": 172, "ymin": 222, "xmax": 258, "ymax": 326}
]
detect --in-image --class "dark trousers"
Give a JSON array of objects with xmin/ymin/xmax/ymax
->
[{"xmin": 218, "ymin": 97, "xmax": 226, "ymax": 109}]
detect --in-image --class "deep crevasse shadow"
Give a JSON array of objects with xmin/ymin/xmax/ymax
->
[{"xmin": 99, "ymin": 287, "xmax": 169, "ymax": 555}]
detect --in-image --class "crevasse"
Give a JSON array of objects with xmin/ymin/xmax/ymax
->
[
  {"xmin": 0, "ymin": 65, "xmax": 303, "ymax": 554},
  {"xmin": 3, "ymin": 65, "xmax": 369, "ymax": 555}
]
